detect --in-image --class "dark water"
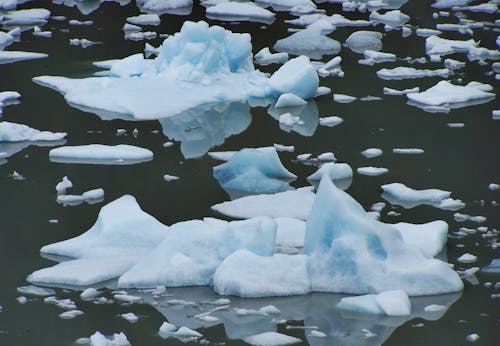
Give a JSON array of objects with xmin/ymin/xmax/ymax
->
[{"xmin": 0, "ymin": 0, "xmax": 498, "ymax": 345}]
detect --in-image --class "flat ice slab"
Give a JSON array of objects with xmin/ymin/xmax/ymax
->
[
  {"xmin": 49, "ymin": 144, "xmax": 153, "ymax": 164},
  {"xmin": 382, "ymin": 182, "xmax": 464, "ymax": 210},
  {"xmin": 206, "ymin": 2, "xmax": 275, "ymax": 23},
  {"xmin": 0, "ymin": 51, "xmax": 48, "ymax": 64},
  {"xmin": 337, "ymin": 290, "xmax": 411, "ymax": 316},
  {"xmin": 244, "ymin": 331, "xmax": 301, "ymax": 346},
  {"xmin": 0, "ymin": 122, "xmax": 66, "ymax": 141}
]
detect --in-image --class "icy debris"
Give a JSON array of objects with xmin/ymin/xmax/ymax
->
[
  {"xmin": 57, "ymin": 188, "xmax": 105, "ymax": 206},
  {"xmin": 163, "ymin": 174, "xmax": 179, "ymax": 182},
  {"xmin": 0, "ymin": 121, "xmax": 66, "ymax": 141},
  {"xmin": 70, "ymin": 38, "xmax": 100, "ymax": 48},
  {"xmin": 333, "ymin": 94, "xmax": 356, "ymax": 103},
  {"xmin": 425, "ymin": 36, "xmax": 477, "ymax": 60},
  {"xmin": 10, "ymin": 170, "xmax": 25, "ymax": 180},
  {"xmin": 16, "ymin": 296, "xmax": 28, "ymax": 304},
  {"xmin": 274, "ymin": 144, "xmax": 294, "ymax": 152},
  {"xmin": 319, "ymin": 116, "xmax": 343, "ymax": 127},
  {"xmin": 60, "ymin": 310, "xmax": 84, "ymax": 319},
  {"xmin": 158, "ymin": 324, "xmax": 203, "ymax": 341},
  {"xmin": 424, "ymin": 304, "xmax": 446, "ymax": 312},
  {"xmin": 432, "ymin": 0, "xmax": 472, "ymax": 9},
  {"xmin": 17, "ymin": 285, "xmax": 55, "ymax": 297},
  {"xmin": 316, "ymin": 56, "xmax": 344, "ymax": 77},
  {"xmin": 243, "ymin": 331, "xmax": 301, "ymax": 346},
  {"xmin": 213, "ymin": 147, "xmax": 296, "ymax": 194},
  {"xmin": 44, "ymin": 296, "xmax": 77, "ymax": 310},
  {"xmin": 80, "ymin": 331, "xmax": 131, "ymax": 346},
  {"xmin": 49, "ymin": 144, "xmax": 153, "ymax": 165},
  {"xmin": 279, "ymin": 113, "xmax": 304, "ymax": 131},
  {"xmin": 256, "ymin": 0, "xmax": 315, "ymax": 9},
  {"xmin": 359, "ymin": 50, "xmax": 396, "ymax": 65},
  {"xmin": 137, "ymin": 0, "xmax": 192, "ymax": 12},
  {"xmin": 345, "ymin": 31, "xmax": 383, "ymax": 54},
  {"xmin": 212, "ymin": 187, "xmax": 315, "ymax": 220},
  {"xmin": 481, "ymin": 259, "xmax": 500, "ymax": 273},
  {"xmin": 81, "ymin": 288, "xmax": 100, "ymax": 300},
  {"xmin": 309, "ymin": 330, "xmax": 327, "ymax": 338},
  {"xmin": 393, "ymin": 148, "xmax": 424, "ymax": 154},
  {"xmin": 460, "ymin": 3, "xmax": 498, "ymax": 14},
  {"xmin": 457, "ymin": 253, "xmax": 477, "ymax": 263},
  {"xmin": 56, "ymin": 176, "xmax": 73, "ymax": 195},
  {"xmin": 407, "ymin": 81, "xmax": 495, "ymax": 109},
  {"xmin": 274, "ymin": 28, "xmax": 341, "ymax": 59},
  {"xmin": 361, "ymin": 148, "xmax": 383, "ymax": 158},
  {"xmin": 489, "ymin": 183, "xmax": 499, "ymax": 191},
  {"xmin": 127, "ymin": 14, "xmax": 160, "ymax": 26},
  {"xmin": 121, "ymin": 312, "xmax": 138, "ymax": 323},
  {"xmin": 125, "ymin": 31, "xmax": 157, "ymax": 41},
  {"xmin": 377, "ymin": 67, "xmax": 450, "ymax": 80},
  {"xmin": 357, "ymin": 167, "xmax": 388, "ymax": 176},
  {"xmin": 206, "ymin": 2, "xmax": 275, "ymax": 23},
  {"xmin": 447, "ymin": 123, "xmax": 464, "ymax": 128},
  {"xmin": 234, "ymin": 304, "xmax": 281, "ymax": 316},
  {"xmin": 416, "ymin": 28, "xmax": 442, "ymax": 37},
  {"xmin": 337, "ymin": 290, "xmax": 411, "ymax": 316},
  {"xmin": 384, "ymin": 87, "xmax": 419, "ymax": 95},
  {"xmin": 114, "ymin": 294, "xmax": 141, "ymax": 304},
  {"xmin": 68, "ymin": 19, "xmax": 93, "ymax": 26},
  {"xmin": 255, "ymin": 47, "xmax": 288, "ymax": 66},
  {"xmin": 2, "ymin": 8, "xmax": 50, "ymax": 26},
  {"xmin": 466, "ymin": 333, "xmax": 480, "ymax": 342},
  {"xmin": 275, "ymin": 93, "xmax": 307, "ymax": 108}
]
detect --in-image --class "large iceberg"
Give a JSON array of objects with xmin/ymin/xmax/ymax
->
[
  {"xmin": 213, "ymin": 147, "xmax": 297, "ymax": 196},
  {"xmin": 34, "ymin": 21, "xmax": 319, "ymax": 120},
  {"xmin": 304, "ymin": 177, "xmax": 463, "ymax": 296}
]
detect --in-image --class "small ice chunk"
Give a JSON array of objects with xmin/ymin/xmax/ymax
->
[
  {"xmin": 87, "ymin": 331, "xmax": 131, "ymax": 346},
  {"xmin": 345, "ymin": 31, "xmax": 383, "ymax": 54},
  {"xmin": 274, "ymin": 28, "xmax": 341, "ymax": 59},
  {"xmin": 255, "ymin": 47, "xmax": 289, "ymax": 66},
  {"xmin": 273, "ymin": 144, "xmax": 294, "ymax": 152},
  {"xmin": 60, "ymin": 310, "xmax": 84, "ymax": 319},
  {"xmin": 488, "ymin": 183, "xmax": 499, "ymax": 191},
  {"xmin": 159, "ymin": 322, "xmax": 177, "ymax": 333},
  {"xmin": 357, "ymin": 167, "xmax": 388, "ymax": 176},
  {"xmin": 319, "ymin": 116, "xmax": 343, "ymax": 127},
  {"xmin": 377, "ymin": 67, "xmax": 450, "ymax": 80},
  {"xmin": 424, "ymin": 304, "xmax": 446, "ymax": 312},
  {"xmin": 114, "ymin": 294, "xmax": 141, "ymax": 304},
  {"xmin": 333, "ymin": 94, "xmax": 356, "ymax": 103},
  {"xmin": 338, "ymin": 290, "xmax": 411, "ymax": 316},
  {"xmin": 17, "ymin": 285, "xmax": 55, "ymax": 297},
  {"xmin": 17, "ymin": 296, "xmax": 28, "ymax": 304},
  {"xmin": 309, "ymin": 330, "xmax": 327, "ymax": 338},
  {"xmin": 466, "ymin": 334, "xmax": 480, "ymax": 342},
  {"xmin": 121, "ymin": 312, "xmax": 138, "ymax": 323},
  {"xmin": 317, "ymin": 152, "xmax": 336, "ymax": 162},
  {"xmin": 56, "ymin": 176, "xmax": 73, "ymax": 195},
  {"xmin": 0, "ymin": 121, "xmax": 66, "ymax": 141},
  {"xmin": 361, "ymin": 148, "xmax": 383, "ymax": 158},
  {"xmin": 393, "ymin": 148, "xmax": 424, "ymax": 154},
  {"xmin": 457, "ymin": 253, "xmax": 477, "ymax": 263},
  {"xmin": 163, "ymin": 174, "xmax": 179, "ymax": 182},
  {"xmin": 275, "ymin": 94, "xmax": 307, "ymax": 108},
  {"xmin": 269, "ymin": 56, "xmax": 319, "ymax": 100},
  {"xmin": 81, "ymin": 288, "xmax": 100, "ymax": 300},
  {"xmin": 307, "ymin": 162, "xmax": 353, "ymax": 182},
  {"xmin": 244, "ymin": 331, "xmax": 301, "ymax": 346},
  {"xmin": 447, "ymin": 123, "xmax": 464, "ymax": 128},
  {"xmin": 369, "ymin": 10, "xmax": 410, "ymax": 27},
  {"xmin": 206, "ymin": 2, "xmax": 275, "ymax": 22},
  {"xmin": 127, "ymin": 14, "xmax": 160, "ymax": 26}
]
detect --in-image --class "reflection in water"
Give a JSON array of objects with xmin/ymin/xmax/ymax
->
[
  {"xmin": 407, "ymin": 97, "xmax": 496, "ymax": 114},
  {"xmin": 0, "ymin": 140, "xmax": 67, "ymax": 165},
  {"xmin": 53, "ymin": 0, "xmax": 131, "ymax": 15},
  {"xmin": 267, "ymin": 99, "xmax": 319, "ymax": 137},
  {"xmin": 139, "ymin": 286, "xmax": 461, "ymax": 345},
  {"xmin": 159, "ymin": 102, "xmax": 252, "ymax": 159}
]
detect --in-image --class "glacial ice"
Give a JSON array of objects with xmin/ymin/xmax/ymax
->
[
  {"xmin": 305, "ymin": 177, "xmax": 463, "ymax": 295},
  {"xmin": 206, "ymin": 2, "xmax": 275, "ymax": 23},
  {"xmin": 49, "ymin": 144, "xmax": 153, "ymax": 165},
  {"xmin": 337, "ymin": 290, "xmax": 411, "ymax": 316},
  {"xmin": 345, "ymin": 31, "xmax": 383, "ymax": 53},
  {"xmin": 118, "ymin": 217, "xmax": 277, "ymax": 288},
  {"xmin": 34, "ymin": 21, "xmax": 319, "ymax": 120},
  {"xmin": 407, "ymin": 81, "xmax": 495, "ymax": 109},
  {"xmin": 213, "ymin": 147, "xmax": 296, "ymax": 195},
  {"xmin": 0, "ymin": 121, "xmax": 67, "ymax": 141},
  {"xmin": 212, "ymin": 187, "xmax": 315, "ymax": 220},
  {"xmin": 273, "ymin": 28, "xmax": 341, "ymax": 59}
]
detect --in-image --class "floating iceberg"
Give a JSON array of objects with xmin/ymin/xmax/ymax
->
[
  {"xmin": 137, "ymin": 0, "xmax": 192, "ymax": 14},
  {"xmin": 34, "ymin": 21, "xmax": 319, "ymax": 120},
  {"xmin": 273, "ymin": 28, "xmax": 341, "ymax": 59},
  {"xmin": 0, "ymin": 121, "xmax": 66, "ymax": 141},
  {"xmin": 305, "ymin": 177, "xmax": 463, "ymax": 295},
  {"xmin": 345, "ymin": 31, "xmax": 383, "ymax": 53},
  {"xmin": 118, "ymin": 217, "xmax": 277, "ymax": 288},
  {"xmin": 49, "ymin": 144, "xmax": 153, "ymax": 165},
  {"xmin": 213, "ymin": 147, "xmax": 297, "ymax": 196},
  {"xmin": 307, "ymin": 162, "xmax": 353, "ymax": 189},
  {"xmin": 377, "ymin": 67, "xmax": 450, "ymax": 80},
  {"xmin": 407, "ymin": 81, "xmax": 495, "ymax": 110},
  {"xmin": 206, "ymin": 2, "xmax": 275, "ymax": 24},
  {"xmin": 0, "ymin": 50, "xmax": 48, "ymax": 64},
  {"xmin": 382, "ymin": 182, "xmax": 464, "ymax": 210},
  {"xmin": 243, "ymin": 331, "xmax": 301, "ymax": 346}
]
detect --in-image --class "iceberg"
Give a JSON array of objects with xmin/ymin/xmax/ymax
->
[
  {"xmin": 34, "ymin": 21, "xmax": 319, "ymax": 120},
  {"xmin": 406, "ymin": 81, "xmax": 495, "ymax": 109},
  {"xmin": 273, "ymin": 28, "xmax": 341, "ymax": 59},
  {"xmin": 0, "ymin": 121, "xmax": 66, "ymax": 141},
  {"xmin": 118, "ymin": 217, "xmax": 277, "ymax": 288},
  {"xmin": 381, "ymin": 182, "xmax": 463, "ymax": 209},
  {"xmin": 254, "ymin": 47, "xmax": 288, "ymax": 66},
  {"xmin": 0, "ymin": 50, "xmax": 48, "ymax": 64},
  {"xmin": 305, "ymin": 177, "xmax": 463, "ymax": 295},
  {"xmin": 213, "ymin": 147, "xmax": 297, "ymax": 196},
  {"xmin": 377, "ymin": 67, "xmax": 450, "ymax": 80},
  {"xmin": 206, "ymin": 2, "xmax": 275, "ymax": 24},
  {"xmin": 307, "ymin": 162, "xmax": 353, "ymax": 187},
  {"xmin": 49, "ymin": 144, "xmax": 153, "ymax": 165},
  {"xmin": 137, "ymin": 0, "xmax": 192, "ymax": 14},
  {"xmin": 345, "ymin": 31, "xmax": 383, "ymax": 53}
]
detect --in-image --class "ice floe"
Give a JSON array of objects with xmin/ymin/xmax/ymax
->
[
  {"xmin": 345, "ymin": 31, "xmax": 383, "ymax": 53},
  {"xmin": 361, "ymin": 148, "xmax": 383, "ymax": 158},
  {"xmin": 35, "ymin": 21, "xmax": 319, "ymax": 120},
  {"xmin": 274, "ymin": 28, "xmax": 341, "ymax": 59},
  {"xmin": 0, "ymin": 121, "xmax": 66, "ymax": 141},
  {"xmin": 357, "ymin": 166, "xmax": 388, "ymax": 176},
  {"xmin": 377, "ymin": 67, "xmax": 450, "ymax": 80},
  {"xmin": 382, "ymin": 182, "xmax": 464, "ymax": 210},
  {"xmin": 337, "ymin": 290, "xmax": 411, "ymax": 316},
  {"xmin": 243, "ymin": 331, "xmax": 301, "ymax": 345},
  {"xmin": 0, "ymin": 50, "xmax": 48, "ymax": 64},
  {"xmin": 407, "ymin": 81, "xmax": 495, "ymax": 110},
  {"xmin": 49, "ymin": 144, "xmax": 153, "ymax": 165},
  {"xmin": 206, "ymin": 2, "xmax": 275, "ymax": 23},
  {"xmin": 254, "ymin": 47, "xmax": 288, "ymax": 66}
]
